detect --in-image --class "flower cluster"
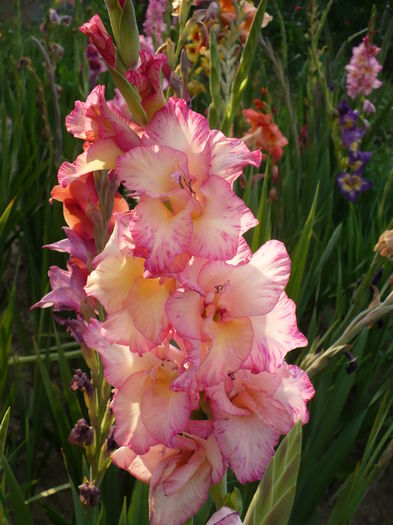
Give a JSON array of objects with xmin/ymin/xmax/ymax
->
[
  {"xmin": 335, "ymin": 35, "xmax": 382, "ymax": 201},
  {"xmin": 143, "ymin": 0, "xmax": 169, "ymax": 46},
  {"xmin": 183, "ymin": 1, "xmax": 272, "ymax": 97},
  {"xmin": 345, "ymin": 35, "xmax": 382, "ymax": 100},
  {"xmin": 36, "ymin": 14, "xmax": 314, "ymax": 523},
  {"xmin": 335, "ymin": 100, "xmax": 371, "ymax": 202}
]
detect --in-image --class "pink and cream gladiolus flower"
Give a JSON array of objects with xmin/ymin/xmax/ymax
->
[
  {"xmin": 83, "ymin": 321, "xmax": 192, "ymax": 454},
  {"xmin": 206, "ymin": 364, "xmax": 314, "ymax": 483},
  {"xmin": 167, "ymin": 240, "xmax": 307, "ymax": 387},
  {"xmin": 117, "ymin": 97, "xmax": 261, "ymax": 274},
  {"xmin": 112, "ymin": 427, "xmax": 225, "ymax": 525},
  {"xmin": 59, "ymin": 85, "xmax": 141, "ymax": 187},
  {"xmin": 85, "ymin": 214, "xmax": 175, "ymax": 354}
]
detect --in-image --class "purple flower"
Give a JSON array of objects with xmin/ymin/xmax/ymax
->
[
  {"xmin": 348, "ymin": 150, "xmax": 372, "ymax": 176},
  {"xmin": 337, "ymin": 172, "xmax": 371, "ymax": 202},
  {"xmin": 337, "ymin": 100, "xmax": 366, "ymax": 150}
]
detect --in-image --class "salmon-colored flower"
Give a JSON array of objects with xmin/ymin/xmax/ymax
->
[
  {"xmin": 243, "ymin": 107, "xmax": 288, "ymax": 163},
  {"xmin": 51, "ymin": 172, "xmax": 128, "ymax": 240}
]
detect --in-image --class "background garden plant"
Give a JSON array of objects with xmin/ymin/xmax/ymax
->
[{"xmin": 1, "ymin": 0, "xmax": 393, "ymax": 524}]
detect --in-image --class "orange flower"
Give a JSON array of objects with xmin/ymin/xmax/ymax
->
[
  {"xmin": 51, "ymin": 172, "xmax": 128, "ymax": 239},
  {"xmin": 219, "ymin": 1, "xmax": 272, "ymax": 39},
  {"xmin": 243, "ymin": 107, "xmax": 288, "ymax": 164}
]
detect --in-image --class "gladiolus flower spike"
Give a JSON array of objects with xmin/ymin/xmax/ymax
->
[{"xmin": 36, "ymin": 40, "xmax": 314, "ymax": 523}]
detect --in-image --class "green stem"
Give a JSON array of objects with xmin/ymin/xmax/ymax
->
[{"xmin": 209, "ymin": 471, "xmax": 227, "ymax": 509}]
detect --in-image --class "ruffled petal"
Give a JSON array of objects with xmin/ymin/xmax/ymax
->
[
  {"xmin": 209, "ymin": 129, "xmax": 261, "ymax": 185},
  {"xmin": 83, "ymin": 319, "xmax": 152, "ymax": 387},
  {"xmin": 243, "ymin": 292, "xmax": 308, "ymax": 372},
  {"xmin": 214, "ymin": 413, "xmax": 279, "ymax": 483},
  {"xmin": 149, "ymin": 452, "xmax": 212, "ymax": 525},
  {"xmin": 140, "ymin": 373, "xmax": 191, "ymax": 445},
  {"xmin": 190, "ymin": 176, "xmax": 257, "ymax": 261},
  {"xmin": 85, "ymin": 255, "xmax": 144, "ymax": 313},
  {"xmin": 102, "ymin": 310, "xmax": 156, "ymax": 354},
  {"xmin": 166, "ymin": 289, "xmax": 204, "ymax": 341},
  {"xmin": 112, "ymin": 371, "xmax": 157, "ymax": 453},
  {"xmin": 143, "ymin": 97, "xmax": 211, "ymax": 186},
  {"xmin": 132, "ymin": 195, "xmax": 193, "ymax": 274},
  {"xmin": 199, "ymin": 240, "xmax": 291, "ymax": 318},
  {"xmin": 127, "ymin": 276, "xmax": 172, "ymax": 345},
  {"xmin": 58, "ymin": 138, "xmax": 123, "ymax": 186}
]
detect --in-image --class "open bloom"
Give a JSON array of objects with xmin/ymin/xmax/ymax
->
[
  {"xmin": 206, "ymin": 364, "xmax": 314, "ymax": 483},
  {"xmin": 117, "ymin": 97, "xmax": 261, "ymax": 274},
  {"xmin": 336, "ymin": 172, "xmax": 371, "ymax": 202},
  {"xmin": 84, "ymin": 321, "xmax": 192, "ymax": 453},
  {"xmin": 167, "ymin": 240, "xmax": 306, "ymax": 387},
  {"xmin": 243, "ymin": 107, "xmax": 287, "ymax": 163},
  {"xmin": 85, "ymin": 214, "xmax": 175, "ymax": 353},
  {"xmin": 112, "ymin": 427, "xmax": 225, "ymax": 525},
  {"xmin": 58, "ymin": 85, "xmax": 141, "ymax": 186}
]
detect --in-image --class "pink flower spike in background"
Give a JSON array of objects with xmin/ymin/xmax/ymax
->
[{"xmin": 345, "ymin": 35, "xmax": 382, "ymax": 99}]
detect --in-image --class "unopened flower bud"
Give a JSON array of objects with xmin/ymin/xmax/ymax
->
[
  {"xmin": 78, "ymin": 481, "xmax": 100, "ymax": 507},
  {"xmin": 206, "ymin": 506, "xmax": 242, "ymax": 525},
  {"xmin": 69, "ymin": 369, "xmax": 93, "ymax": 395},
  {"xmin": 68, "ymin": 418, "xmax": 93, "ymax": 446},
  {"xmin": 80, "ymin": 15, "xmax": 116, "ymax": 68},
  {"xmin": 374, "ymin": 230, "xmax": 393, "ymax": 257}
]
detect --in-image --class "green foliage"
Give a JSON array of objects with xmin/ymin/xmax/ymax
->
[{"xmin": 243, "ymin": 423, "xmax": 302, "ymax": 525}]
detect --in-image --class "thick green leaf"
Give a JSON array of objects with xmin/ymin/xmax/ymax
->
[
  {"xmin": 286, "ymin": 185, "xmax": 319, "ymax": 303},
  {"xmin": 119, "ymin": 497, "xmax": 128, "ymax": 525},
  {"xmin": 127, "ymin": 480, "xmax": 149, "ymax": 525},
  {"xmin": 243, "ymin": 422, "xmax": 302, "ymax": 525},
  {"xmin": 3, "ymin": 456, "xmax": 34, "ymax": 525}
]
